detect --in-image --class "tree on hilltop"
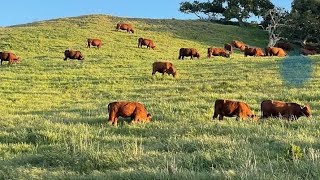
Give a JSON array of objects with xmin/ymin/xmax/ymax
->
[
  {"xmin": 179, "ymin": 0, "xmax": 274, "ymax": 26},
  {"xmin": 285, "ymin": 0, "xmax": 320, "ymax": 46}
]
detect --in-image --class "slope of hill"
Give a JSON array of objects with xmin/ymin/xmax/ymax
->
[{"xmin": 0, "ymin": 14, "xmax": 320, "ymax": 179}]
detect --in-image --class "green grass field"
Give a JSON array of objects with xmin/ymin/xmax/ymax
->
[{"xmin": 0, "ymin": 14, "xmax": 320, "ymax": 179}]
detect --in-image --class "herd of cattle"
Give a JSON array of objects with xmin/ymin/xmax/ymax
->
[
  {"xmin": 0, "ymin": 22, "xmax": 316, "ymax": 125},
  {"xmin": 108, "ymin": 99, "xmax": 312, "ymax": 125}
]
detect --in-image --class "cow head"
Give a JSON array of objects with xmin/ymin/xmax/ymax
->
[
  {"xmin": 151, "ymin": 45, "xmax": 156, "ymax": 49},
  {"xmin": 169, "ymin": 67, "xmax": 177, "ymax": 78},
  {"xmin": 195, "ymin": 52, "xmax": 200, "ymax": 59},
  {"xmin": 78, "ymin": 54, "xmax": 84, "ymax": 60},
  {"xmin": 301, "ymin": 105, "xmax": 312, "ymax": 117},
  {"xmin": 146, "ymin": 113, "xmax": 152, "ymax": 122},
  {"xmin": 220, "ymin": 52, "xmax": 230, "ymax": 58},
  {"xmin": 78, "ymin": 51, "xmax": 84, "ymax": 60},
  {"xmin": 250, "ymin": 114, "xmax": 258, "ymax": 121}
]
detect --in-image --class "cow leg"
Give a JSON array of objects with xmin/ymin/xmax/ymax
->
[
  {"xmin": 178, "ymin": 55, "xmax": 181, "ymax": 59},
  {"xmin": 191, "ymin": 56, "xmax": 193, "ymax": 60},
  {"xmin": 152, "ymin": 69, "xmax": 157, "ymax": 75},
  {"xmin": 218, "ymin": 115, "xmax": 223, "ymax": 121},
  {"xmin": 0, "ymin": 60, "xmax": 2, "ymax": 65},
  {"xmin": 112, "ymin": 118, "xmax": 118, "ymax": 126},
  {"xmin": 131, "ymin": 116, "xmax": 139, "ymax": 124},
  {"xmin": 108, "ymin": 111, "xmax": 118, "ymax": 125},
  {"xmin": 212, "ymin": 112, "xmax": 218, "ymax": 120},
  {"xmin": 64, "ymin": 57, "xmax": 68, "ymax": 61}
]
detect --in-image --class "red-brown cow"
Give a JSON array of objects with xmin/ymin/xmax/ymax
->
[
  {"xmin": 107, "ymin": 101, "xmax": 152, "ymax": 125},
  {"xmin": 64, "ymin": 50, "xmax": 84, "ymax": 60},
  {"xmin": 224, "ymin": 43, "xmax": 233, "ymax": 54},
  {"xmin": 138, "ymin": 38, "xmax": 156, "ymax": 49},
  {"xmin": 207, "ymin": 47, "xmax": 230, "ymax": 58},
  {"xmin": 212, "ymin": 99, "xmax": 257, "ymax": 121},
  {"xmin": 178, "ymin": 48, "xmax": 200, "ymax": 60},
  {"xmin": 0, "ymin": 52, "xmax": 19, "ymax": 65},
  {"xmin": 261, "ymin": 100, "xmax": 311, "ymax": 120},
  {"xmin": 87, "ymin": 38, "xmax": 102, "ymax": 49},
  {"xmin": 152, "ymin": 61, "xmax": 177, "ymax": 78},
  {"xmin": 265, "ymin": 47, "xmax": 287, "ymax": 57},
  {"xmin": 116, "ymin": 23, "xmax": 134, "ymax": 33},
  {"xmin": 231, "ymin": 40, "xmax": 247, "ymax": 52},
  {"xmin": 244, "ymin": 47, "xmax": 265, "ymax": 57}
]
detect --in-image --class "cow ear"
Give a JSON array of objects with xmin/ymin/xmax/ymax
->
[{"xmin": 300, "ymin": 105, "xmax": 305, "ymax": 109}]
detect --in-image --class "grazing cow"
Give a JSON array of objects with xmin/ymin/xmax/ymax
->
[
  {"xmin": 178, "ymin": 48, "xmax": 200, "ymax": 60},
  {"xmin": 303, "ymin": 44, "xmax": 319, "ymax": 52},
  {"xmin": 138, "ymin": 38, "xmax": 156, "ymax": 49},
  {"xmin": 212, "ymin": 99, "xmax": 256, "ymax": 121},
  {"xmin": 261, "ymin": 100, "xmax": 311, "ymax": 120},
  {"xmin": 265, "ymin": 47, "xmax": 287, "ymax": 57},
  {"xmin": 0, "ymin": 52, "xmax": 19, "ymax": 65},
  {"xmin": 224, "ymin": 43, "xmax": 233, "ymax": 54},
  {"xmin": 152, "ymin": 61, "xmax": 177, "ymax": 78},
  {"xmin": 244, "ymin": 47, "xmax": 265, "ymax": 57},
  {"xmin": 300, "ymin": 48, "xmax": 317, "ymax": 56},
  {"xmin": 207, "ymin": 47, "xmax": 230, "ymax": 58},
  {"xmin": 64, "ymin": 50, "xmax": 84, "ymax": 60},
  {"xmin": 275, "ymin": 41, "xmax": 292, "ymax": 51},
  {"xmin": 116, "ymin": 23, "xmax": 134, "ymax": 33},
  {"xmin": 87, "ymin": 38, "xmax": 102, "ymax": 49},
  {"xmin": 107, "ymin": 101, "xmax": 152, "ymax": 125},
  {"xmin": 231, "ymin": 40, "xmax": 247, "ymax": 51}
]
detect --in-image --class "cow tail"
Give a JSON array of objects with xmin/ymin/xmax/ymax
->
[{"xmin": 107, "ymin": 103, "xmax": 111, "ymax": 113}]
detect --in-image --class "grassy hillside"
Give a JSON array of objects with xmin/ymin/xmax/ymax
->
[{"xmin": 0, "ymin": 14, "xmax": 320, "ymax": 179}]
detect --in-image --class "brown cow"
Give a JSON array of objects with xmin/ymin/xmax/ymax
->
[
  {"xmin": 138, "ymin": 38, "xmax": 156, "ymax": 49},
  {"xmin": 261, "ymin": 100, "xmax": 311, "ymax": 120},
  {"xmin": 116, "ymin": 23, "xmax": 134, "ymax": 33},
  {"xmin": 224, "ymin": 43, "xmax": 233, "ymax": 54},
  {"xmin": 152, "ymin": 61, "xmax": 177, "ymax": 78},
  {"xmin": 244, "ymin": 47, "xmax": 265, "ymax": 57},
  {"xmin": 107, "ymin": 101, "xmax": 152, "ymax": 125},
  {"xmin": 300, "ymin": 48, "xmax": 317, "ymax": 56},
  {"xmin": 275, "ymin": 41, "xmax": 292, "ymax": 51},
  {"xmin": 265, "ymin": 47, "xmax": 287, "ymax": 57},
  {"xmin": 87, "ymin": 38, "xmax": 102, "ymax": 49},
  {"xmin": 64, "ymin": 50, "xmax": 84, "ymax": 60},
  {"xmin": 212, "ymin": 99, "xmax": 256, "ymax": 121},
  {"xmin": 0, "ymin": 52, "xmax": 19, "ymax": 65},
  {"xmin": 178, "ymin": 48, "xmax": 200, "ymax": 60},
  {"xmin": 231, "ymin": 40, "xmax": 247, "ymax": 51},
  {"xmin": 303, "ymin": 44, "xmax": 319, "ymax": 53},
  {"xmin": 207, "ymin": 47, "xmax": 230, "ymax": 58}
]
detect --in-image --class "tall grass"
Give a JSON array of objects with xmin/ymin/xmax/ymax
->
[{"xmin": 0, "ymin": 14, "xmax": 320, "ymax": 179}]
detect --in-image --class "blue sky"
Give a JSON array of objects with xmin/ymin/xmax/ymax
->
[{"xmin": 0, "ymin": 0, "xmax": 292, "ymax": 27}]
